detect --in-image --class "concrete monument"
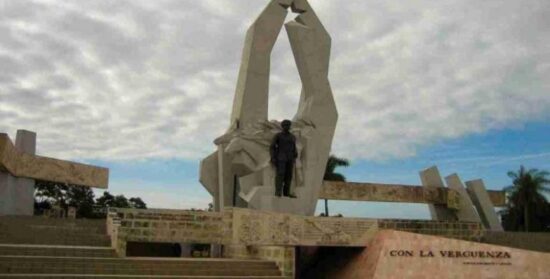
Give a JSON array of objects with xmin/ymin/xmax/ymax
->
[
  {"xmin": 200, "ymin": 0, "xmax": 337, "ymax": 215},
  {"xmin": 0, "ymin": 130, "xmax": 109, "ymax": 216}
]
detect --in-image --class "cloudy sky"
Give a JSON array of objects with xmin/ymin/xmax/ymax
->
[{"xmin": 1, "ymin": 0, "xmax": 549, "ymax": 218}]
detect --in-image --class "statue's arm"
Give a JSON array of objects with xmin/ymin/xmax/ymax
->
[
  {"xmin": 292, "ymin": 135, "xmax": 298, "ymax": 159},
  {"xmin": 270, "ymin": 134, "xmax": 279, "ymax": 163}
]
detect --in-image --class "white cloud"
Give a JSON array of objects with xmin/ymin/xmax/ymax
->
[{"xmin": 0, "ymin": 0, "xmax": 548, "ymax": 162}]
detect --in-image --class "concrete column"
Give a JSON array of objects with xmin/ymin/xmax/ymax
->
[
  {"xmin": 0, "ymin": 174, "xmax": 16, "ymax": 214},
  {"xmin": 419, "ymin": 166, "xmax": 456, "ymax": 221},
  {"xmin": 465, "ymin": 179, "xmax": 504, "ymax": 231},
  {"xmin": 0, "ymin": 130, "xmax": 36, "ymax": 216},
  {"xmin": 445, "ymin": 174, "xmax": 481, "ymax": 223}
]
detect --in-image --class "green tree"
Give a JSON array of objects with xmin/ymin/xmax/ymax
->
[
  {"xmin": 322, "ymin": 155, "xmax": 350, "ymax": 216},
  {"xmin": 66, "ymin": 186, "xmax": 95, "ymax": 218},
  {"xmin": 96, "ymin": 191, "xmax": 115, "ymax": 208},
  {"xmin": 96, "ymin": 191, "xmax": 147, "ymax": 209},
  {"xmin": 35, "ymin": 183, "xmax": 148, "ymax": 218},
  {"xmin": 34, "ymin": 180, "xmax": 69, "ymax": 215},
  {"xmin": 34, "ymin": 181, "xmax": 96, "ymax": 218},
  {"xmin": 502, "ymin": 166, "xmax": 550, "ymax": 232},
  {"xmin": 129, "ymin": 197, "xmax": 147, "ymax": 209},
  {"xmin": 113, "ymin": 195, "xmax": 131, "ymax": 208}
]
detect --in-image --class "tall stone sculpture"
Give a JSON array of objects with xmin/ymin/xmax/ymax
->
[{"xmin": 200, "ymin": 0, "xmax": 337, "ymax": 216}]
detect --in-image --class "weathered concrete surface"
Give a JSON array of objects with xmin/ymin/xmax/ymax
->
[
  {"xmin": 109, "ymin": 207, "xmax": 483, "ymax": 250},
  {"xmin": 487, "ymin": 190, "xmax": 506, "ymax": 207},
  {"xmin": 199, "ymin": 0, "xmax": 291, "ymax": 213},
  {"xmin": 0, "ymin": 174, "xmax": 18, "ymax": 215},
  {"xmin": 199, "ymin": 0, "xmax": 337, "ymax": 216},
  {"xmin": 445, "ymin": 174, "xmax": 482, "ymax": 222},
  {"xmin": 466, "ymin": 179, "xmax": 504, "ymax": 231},
  {"xmin": 419, "ymin": 166, "xmax": 457, "ymax": 221},
  {"xmin": 0, "ymin": 130, "xmax": 36, "ymax": 215},
  {"xmin": 334, "ymin": 230, "xmax": 550, "ymax": 279},
  {"xmin": 226, "ymin": 208, "xmax": 379, "ymax": 247},
  {"xmin": 12, "ymin": 130, "xmax": 34, "ymax": 215},
  {"xmin": 318, "ymin": 181, "xmax": 506, "ymax": 207},
  {"xmin": 283, "ymin": 0, "xmax": 338, "ymax": 215},
  {"xmin": 0, "ymin": 133, "xmax": 108, "ymax": 188},
  {"xmin": 319, "ymin": 181, "xmax": 459, "ymax": 209}
]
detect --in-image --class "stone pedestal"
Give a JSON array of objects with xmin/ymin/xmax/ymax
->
[{"xmin": 0, "ymin": 130, "xmax": 36, "ymax": 216}]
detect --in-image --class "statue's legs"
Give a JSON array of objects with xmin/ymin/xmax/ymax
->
[
  {"xmin": 283, "ymin": 161, "xmax": 294, "ymax": 196},
  {"xmin": 275, "ymin": 161, "xmax": 284, "ymax": 197},
  {"xmin": 275, "ymin": 160, "xmax": 294, "ymax": 197}
]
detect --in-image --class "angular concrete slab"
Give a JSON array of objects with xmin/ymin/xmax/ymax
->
[
  {"xmin": 466, "ymin": 179, "xmax": 504, "ymax": 231},
  {"xmin": 445, "ymin": 174, "xmax": 481, "ymax": 223},
  {"xmin": 419, "ymin": 166, "xmax": 456, "ymax": 221},
  {"xmin": 230, "ymin": 0, "xmax": 289, "ymax": 127}
]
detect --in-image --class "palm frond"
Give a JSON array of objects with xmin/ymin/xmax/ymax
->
[
  {"xmin": 327, "ymin": 155, "xmax": 350, "ymax": 167},
  {"xmin": 507, "ymin": 171, "xmax": 518, "ymax": 180},
  {"xmin": 324, "ymin": 154, "xmax": 350, "ymax": 182}
]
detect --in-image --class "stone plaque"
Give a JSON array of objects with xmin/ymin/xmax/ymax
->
[{"xmin": 334, "ymin": 230, "xmax": 550, "ymax": 279}]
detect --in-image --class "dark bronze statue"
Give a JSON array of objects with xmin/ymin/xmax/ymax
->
[{"xmin": 270, "ymin": 120, "xmax": 297, "ymax": 198}]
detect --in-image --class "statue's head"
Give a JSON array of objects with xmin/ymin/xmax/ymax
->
[{"xmin": 281, "ymin": 119, "xmax": 292, "ymax": 132}]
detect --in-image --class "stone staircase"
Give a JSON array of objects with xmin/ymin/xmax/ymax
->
[
  {"xmin": 0, "ymin": 217, "xmax": 110, "ymax": 247},
  {"xmin": 0, "ymin": 216, "xmax": 288, "ymax": 278}
]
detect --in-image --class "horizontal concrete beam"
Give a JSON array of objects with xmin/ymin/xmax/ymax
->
[
  {"xmin": 319, "ymin": 181, "xmax": 506, "ymax": 207},
  {"xmin": 0, "ymin": 133, "xmax": 108, "ymax": 188}
]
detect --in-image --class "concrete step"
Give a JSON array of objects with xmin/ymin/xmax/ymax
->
[
  {"xmin": 0, "ymin": 225, "xmax": 107, "ymax": 237},
  {"xmin": 0, "ymin": 256, "xmax": 282, "ymax": 276},
  {"xmin": 0, "ymin": 244, "xmax": 117, "ymax": 258},
  {"xmin": 0, "ymin": 234, "xmax": 111, "ymax": 247},
  {"xmin": 0, "ymin": 216, "xmax": 110, "ymax": 247},
  {"xmin": 0, "ymin": 217, "xmax": 106, "ymax": 230},
  {"xmin": 0, "ymin": 228, "xmax": 111, "ymax": 247}
]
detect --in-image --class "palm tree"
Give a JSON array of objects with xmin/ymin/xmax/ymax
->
[
  {"xmin": 323, "ymin": 155, "xmax": 350, "ymax": 216},
  {"xmin": 504, "ymin": 166, "xmax": 550, "ymax": 232}
]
